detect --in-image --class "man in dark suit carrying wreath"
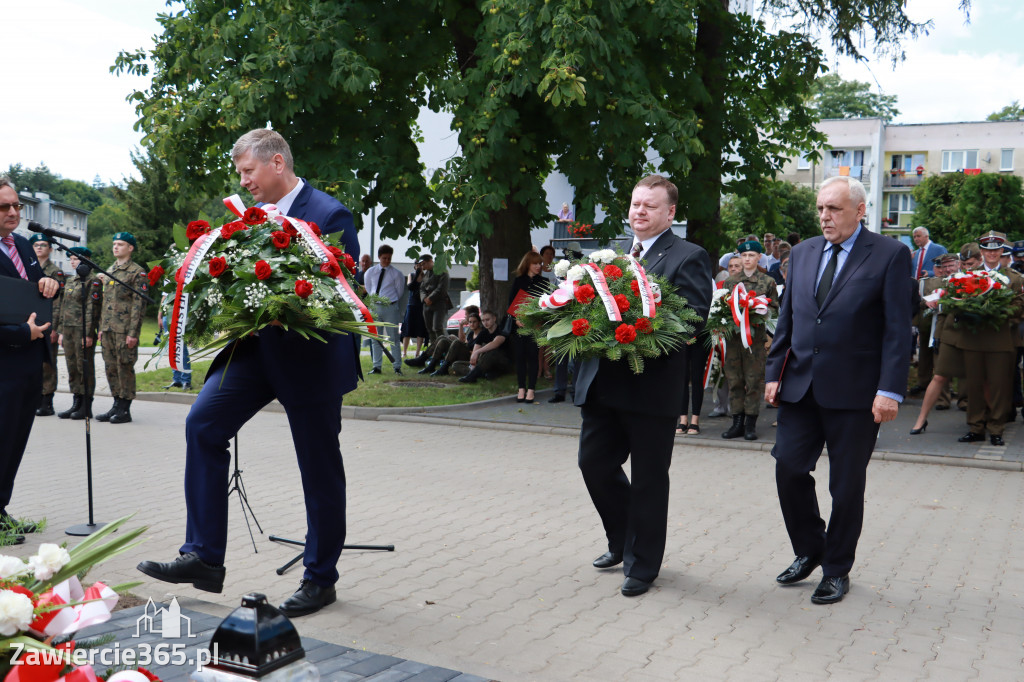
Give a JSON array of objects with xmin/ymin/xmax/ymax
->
[
  {"xmin": 574, "ymin": 174, "xmax": 713, "ymax": 597},
  {"xmin": 765, "ymin": 176, "xmax": 911, "ymax": 605},
  {"xmin": 138, "ymin": 129, "xmax": 360, "ymax": 617}
]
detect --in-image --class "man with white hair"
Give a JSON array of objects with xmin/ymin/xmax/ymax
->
[{"xmin": 910, "ymin": 226, "xmax": 947, "ymax": 279}]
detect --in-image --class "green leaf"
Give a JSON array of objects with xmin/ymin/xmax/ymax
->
[{"xmin": 546, "ymin": 317, "xmax": 573, "ymax": 339}]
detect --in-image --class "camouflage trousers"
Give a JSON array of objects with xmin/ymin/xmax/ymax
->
[
  {"xmin": 724, "ymin": 334, "xmax": 767, "ymax": 416},
  {"xmin": 101, "ymin": 331, "xmax": 139, "ymax": 400},
  {"xmin": 63, "ymin": 330, "xmax": 97, "ymax": 396},
  {"xmin": 41, "ymin": 338, "xmax": 58, "ymax": 395}
]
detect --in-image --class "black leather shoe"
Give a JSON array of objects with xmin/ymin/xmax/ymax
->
[
  {"xmin": 592, "ymin": 551, "xmax": 623, "ymax": 569},
  {"xmin": 776, "ymin": 555, "xmax": 821, "ymax": 585},
  {"xmin": 548, "ymin": 394, "xmax": 566, "ymax": 403},
  {"xmin": 0, "ymin": 513, "xmax": 37, "ymax": 534},
  {"xmin": 393, "ymin": 367, "xmax": 403, "ymax": 375},
  {"xmin": 958, "ymin": 432, "xmax": 985, "ymax": 443},
  {"xmin": 137, "ymin": 552, "xmax": 225, "ymax": 593},
  {"xmin": 990, "ymin": 434, "xmax": 1005, "ymax": 446},
  {"xmin": 621, "ymin": 577, "xmax": 652, "ymax": 597},
  {"xmin": 278, "ymin": 579, "xmax": 337, "ymax": 617},
  {"xmin": 810, "ymin": 575, "xmax": 850, "ymax": 605},
  {"xmin": 0, "ymin": 534, "xmax": 25, "ymax": 546},
  {"xmin": 163, "ymin": 382, "xmax": 183, "ymax": 389},
  {"xmin": 368, "ymin": 367, "xmax": 382, "ymax": 375}
]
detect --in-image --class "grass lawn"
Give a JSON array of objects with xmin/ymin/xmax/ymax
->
[{"xmin": 137, "ymin": 351, "xmax": 553, "ymax": 407}]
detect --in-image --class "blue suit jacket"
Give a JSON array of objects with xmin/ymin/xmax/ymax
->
[
  {"xmin": 290, "ymin": 179, "xmax": 359, "ymax": 260},
  {"xmin": 910, "ymin": 241, "xmax": 947, "ymax": 278},
  {"xmin": 0, "ymin": 233, "xmax": 50, "ymax": 363},
  {"xmin": 766, "ymin": 229, "xmax": 912, "ymax": 410}
]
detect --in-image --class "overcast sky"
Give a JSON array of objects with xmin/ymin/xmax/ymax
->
[{"xmin": 5, "ymin": 0, "xmax": 1021, "ymax": 186}]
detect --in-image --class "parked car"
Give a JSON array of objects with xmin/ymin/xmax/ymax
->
[{"xmin": 446, "ymin": 291, "xmax": 480, "ymax": 334}]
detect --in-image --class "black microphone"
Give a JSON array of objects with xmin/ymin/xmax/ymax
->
[{"xmin": 28, "ymin": 221, "xmax": 81, "ymax": 243}]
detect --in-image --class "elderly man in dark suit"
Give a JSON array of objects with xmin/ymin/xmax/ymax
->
[
  {"xmin": 138, "ymin": 129, "xmax": 360, "ymax": 617},
  {"xmin": 575, "ymin": 174, "xmax": 712, "ymax": 597},
  {"xmin": 0, "ymin": 176, "xmax": 60, "ymax": 543},
  {"xmin": 765, "ymin": 176, "xmax": 911, "ymax": 605}
]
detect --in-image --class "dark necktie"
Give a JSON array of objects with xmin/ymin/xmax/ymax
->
[
  {"xmin": 631, "ymin": 242, "xmax": 643, "ymax": 258},
  {"xmin": 816, "ymin": 244, "xmax": 841, "ymax": 308},
  {"xmin": 375, "ymin": 267, "xmax": 386, "ymax": 295}
]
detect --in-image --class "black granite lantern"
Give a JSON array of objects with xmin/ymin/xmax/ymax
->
[{"xmin": 206, "ymin": 593, "xmax": 306, "ymax": 678}]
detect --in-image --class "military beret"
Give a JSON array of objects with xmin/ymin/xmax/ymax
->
[
  {"xmin": 27, "ymin": 233, "xmax": 51, "ymax": 245},
  {"xmin": 933, "ymin": 252, "xmax": 957, "ymax": 264},
  {"xmin": 959, "ymin": 242, "xmax": 981, "ymax": 260},
  {"xmin": 68, "ymin": 246, "xmax": 92, "ymax": 258},
  {"xmin": 112, "ymin": 232, "xmax": 137, "ymax": 248},
  {"xmin": 978, "ymin": 230, "xmax": 1008, "ymax": 250},
  {"xmin": 1013, "ymin": 240, "xmax": 1024, "ymax": 255},
  {"xmin": 737, "ymin": 240, "xmax": 763, "ymax": 254}
]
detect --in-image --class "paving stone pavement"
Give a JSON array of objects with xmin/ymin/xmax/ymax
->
[{"xmin": 12, "ymin": 399, "xmax": 1024, "ymax": 680}]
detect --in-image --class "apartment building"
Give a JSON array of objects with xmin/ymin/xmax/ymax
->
[{"xmin": 14, "ymin": 191, "xmax": 90, "ymax": 273}]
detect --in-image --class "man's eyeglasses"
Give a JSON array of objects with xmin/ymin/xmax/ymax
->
[{"xmin": 0, "ymin": 203, "xmax": 25, "ymax": 212}]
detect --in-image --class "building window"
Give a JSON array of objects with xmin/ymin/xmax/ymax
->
[
  {"xmin": 942, "ymin": 149, "xmax": 979, "ymax": 172},
  {"xmin": 797, "ymin": 152, "xmax": 811, "ymax": 170},
  {"xmin": 887, "ymin": 193, "xmax": 917, "ymax": 224},
  {"xmin": 1001, "ymin": 149, "xmax": 1014, "ymax": 171},
  {"xmin": 22, "ymin": 204, "xmax": 34, "ymax": 220},
  {"xmin": 891, "ymin": 153, "xmax": 926, "ymax": 172}
]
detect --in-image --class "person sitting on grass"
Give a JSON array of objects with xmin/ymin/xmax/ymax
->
[
  {"xmin": 424, "ymin": 313, "xmax": 483, "ymax": 377},
  {"xmin": 452, "ymin": 310, "xmax": 513, "ymax": 383},
  {"xmin": 406, "ymin": 305, "xmax": 480, "ymax": 370}
]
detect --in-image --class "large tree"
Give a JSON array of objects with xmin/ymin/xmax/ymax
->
[
  {"xmin": 720, "ymin": 180, "xmax": 819, "ymax": 245},
  {"xmin": 809, "ymin": 73, "xmax": 900, "ymax": 121},
  {"xmin": 912, "ymin": 173, "xmax": 1024, "ymax": 250}
]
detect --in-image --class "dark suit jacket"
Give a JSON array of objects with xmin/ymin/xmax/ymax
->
[
  {"xmin": 574, "ymin": 230, "xmax": 713, "ymax": 417},
  {"xmin": 290, "ymin": 179, "xmax": 359, "ymax": 259},
  {"xmin": 0, "ymin": 233, "xmax": 50, "ymax": 364},
  {"xmin": 766, "ymin": 228, "xmax": 912, "ymax": 410}
]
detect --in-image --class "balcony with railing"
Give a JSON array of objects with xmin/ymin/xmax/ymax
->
[
  {"xmin": 883, "ymin": 170, "xmax": 926, "ymax": 188},
  {"xmin": 822, "ymin": 165, "xmax": 871, "ymax": 189}
]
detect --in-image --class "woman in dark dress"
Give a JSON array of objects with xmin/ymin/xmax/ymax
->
[
  {"xmin": 508, "ymin": 251, "xmax": 549, "ymax": 403},
  {"xmin": 401, "ymin": 260, "xmax": 428, "ymax": 358}
]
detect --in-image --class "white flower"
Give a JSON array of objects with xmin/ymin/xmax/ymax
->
[
  {"xmin": 553, "ymin": 260, "xmax": 571, "ymax": 279},
  {"xmin": 0, "ymin": 556, "xmax": 27, "ymax": 580},
  {"xmin": 566, "ymin": 265, "xmax": 586, "ymax": 283},
  {"xmin": 712, "ymin": 287, "xmax": 730, "ymax": 300},
  {"xmin": 28, "ymin": 543, "xmax": 71, "ymax": 581},
  {"xmin": 0, "ymin": 590, "xmax": 34, "ymax": 636},
  {"xmin": 588, "ymin": 249, "xmax": 617, "ymax": 265}
]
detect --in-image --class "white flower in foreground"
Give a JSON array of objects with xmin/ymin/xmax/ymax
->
[
  {"xmin": 566, "ymin": 265, "xmax": 586, "ymax": 283},
  {"xmin": 712, "ymin": 287, "xmax": 731, "ymax": 300},
  {"xmin": 0, "ymin": 556, "xmax": 27, "ymax": 580},
  {"xmin": 553, "ymin": 260, "xmax": 571, "ymax": 279},
  {"xmin": 28, "ymin": 543, "xmax": 71, "ymax": 581},
  {"xmin": 0, "ymin": 590, "xmax": 34, "ymax": 636},
  {"xmin": 589, "ymin": 249, "xmax": 617, "ymax": 264}
]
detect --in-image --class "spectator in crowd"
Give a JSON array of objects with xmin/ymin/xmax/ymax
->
[
  {"xmin": 355, "ymin": 254, "xmax": 371, "ymax": 286},
  {"xmin": 28, "ymin": 234, "xmax": 63, "ymax": 416},
  {"xmin": 720, "ymin": 240, "xmax": 779, "ymax": 440},
  {"xmin": 508, "ymin": 251, "xmax": 550, "ymax": 403},
  {"xmin": 401, "ymin": 256, "xmax": 428, "ymax": 359},
  {"xmin": 57, "ymin": 247, "xmax": 102, "ymax": 420},
  {"xmin": 1001, "ymin": 245, "xmax": 1013, "ymax": 270},
  {"xmin": 539, "ymin": 244, "xmax": 557, "ymax": 283},
  {"xmin": 715, "ymin": 254, "xmax": 741, "ymax": 284},
  {"xmin": 407, "ymin": 304, "xmax": 480, "ymax": 371},
  {"xmin": 768, "ymin": 241, "xmax": 791, "ymax": 285},
  {"xmin": 1011, "ymin": 241, "xmax": 1024, "ymax": 274},
  {"xmin": 557, "ymin": 202, "xmax": 574, "ymax": 223},
  {"xmin": 365, "ymin": 244, "xmax": 406, "ymax": 375},
  {"xmin": 420, "ymin": 254, "xmax": 451, "ymax": 344},
  {"xmin": 910, "ymin": 226, "xmax": 947, "ymax": 279},
  {"xmin": 762, "ymin": 233, "xmax": 779, "ymax": 268},
  {"xmin": 786, "ymin": 231, "xmax": 801, "ymax": 247},
  {"xmin": 454, "ymin": 309, "xmax": 513, "ymax": 383},
  {"xmin": 428, "ymin": 313, "xmax": 482, "ymax": 377}
]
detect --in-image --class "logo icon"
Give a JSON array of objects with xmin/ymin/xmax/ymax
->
[{"xmin": 135, "ymin": 598, "xmax": 195, "ymax": 639}]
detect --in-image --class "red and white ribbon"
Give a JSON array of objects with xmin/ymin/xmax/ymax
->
[
  {"xmin": 622, "ymin": 255, "xmax": 657, "ymax": 318},
  {"xmin": 30, "ymin": 577, "xmax": 118, "ymax": 637},
  {"xmin": 168, "ymin": 230, "xmax": 221, "ymax": 370},
  {"xmin": 703, "ymin": 335, "xmax": 727, "ymax": 388},
  {"xmin": 582, "ymin": 263, "xmax": 622, "ymax": 322},
  {"xmin": 538, "ymin": 280, "xmax": 576, "ymax": 309},
  {"xmin": 729, "ymin": 283, "xmax": 770, "ymax": 350}
]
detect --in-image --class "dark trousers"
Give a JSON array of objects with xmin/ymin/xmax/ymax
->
[
  {"xmin": 681, "ymin": 335, "xmax": 710, "ymax": 417},
  {"xmin": 554, "ymin": 356, "xmax": 578, "ymax": 397},
  {"xmin": 0, "ymin": 349, "xmax": 41, "ymax": 510},
  {"xmin": 579, "ymin": 403, "xmax": 676, "ymax": 582},
  {"xmin": 180, "ymin": 336, "xmax": 347, "ymax": 587},
  {"xmin": 773, "ymin": 388, "xmax": 879, "ymax": 577},
  {"xmin": 514, "ymin": 335, "xmax": 540, "ymax": 390}
]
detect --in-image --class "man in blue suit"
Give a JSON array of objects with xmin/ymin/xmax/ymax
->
[
  {"xmin": 138, "ymin": 130, "xmax": 360, "ymax": 617},
  {"xmin": 765, "ymin": 176, "xmax": 911, "ymax": 605},
  {"xmin": 910, "ymin": 226, "xmax": 946, "ymax": 279},
  {"xmin": 0, "ymin": 177, "xmax": 60, "ymax": 543}
]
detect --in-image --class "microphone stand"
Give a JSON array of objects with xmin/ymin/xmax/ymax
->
[{"xmin": 47, "ymin": 241, "xmax": 156, "ymax": 536}]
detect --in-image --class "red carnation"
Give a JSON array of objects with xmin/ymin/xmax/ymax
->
[
  {"xmin": 308, "ymin": 221, "xmax": 322, "ymax": 236},
  {"xmin": 254, "ymin": 259, "xmax": 272, "ymax": 280},
  {"xmin": 186, "ymin": 220, "xmax": 211, "ymax": 241},
  {"xmin": 603, "ymin": 264, "xmax": 623, "ymax": 281},
  {"xmin": 147, "ymin": 265, "xmax": 165, "ymax": 287},
  {"xmin": 614, "ymin": 294, "xmax": 630, "ymax": 313},
  {"xmin": 993, "ymin": 282, "xmax": 1003, "ymax": 290},
  {"xmin": 630, "ymin": 280, "xmax": 640, "ymax": 296},
  {"xmin": 572, "ymin": 319, "xmax": 590, "ymax": 336},
  {"xmin": 271, "ymin": 230, "xmax": 291, "ymax": 249},
  {"xmin": 295, "ymin": 279, "xmax": 313, "ymax": 299},
  {"xmin": 342, "ymin": 253, "xmax": 356, "ymax": 273},
  {"xmin": 221, "ymin": 221, "xmax": 248, "ymax": 240},
  {"xmin": 615, "ymin": 323, "xmax": 637, "ymax": 344},
  {"xmin": 282, "ymin": 222, "xmax": 299, "ymax": 238},
  {"xmin": 242, "ymin": 206, "xmax": 268, "ymax": 226},
  {"xmin": 575, "ymin": 284, "xmax": 596, "ymax": 304},
  {"xmin": 635, "ymin": 317, "xmax": 653, "ymax": 334},
  {"xmin": 208, "ymin": 256, "xmax": 227, "ymax": 278},
  {"xmin": 320, "ymin": 260, "xmax": 342, "ymax": 278}
]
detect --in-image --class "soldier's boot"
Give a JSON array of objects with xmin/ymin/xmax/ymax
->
[
  {"xmin": 458, "ymin": 366, "xmax": 485, "ymax": 384},
  {"xmin": 70, "ymin": 398, "xmax": 92, "ymax": 420},
  {"xmin": 405, "ymin": 352, "xmax": 430, "ymax": 368},
  {"xmin": 721, "ymin": 413, "xmax": 745, "ymax": 439},
  {"xmin": 418, "ymin": 357, "xmax": 439, "ymax": 374},
  {"xmin": 743, "ymin": 414, "xmax": 758, "ymax": 441},
  {"xmin": 109, "ymin": 400, "xmax": 133, "ymax": 424},
  {"xmin": 96, "ymin": 398, "xmax": 122, "ymax": 423},
  {"xmin": 430, "ymin": 361, "xmax": 450, "ymax": 377},
  {"xmin": 35, "ymin": 394, "xmax": 55, "ymax": 417},
  {"xmin": 58, "ymin": 395, "xmax": 83, "ymax": 420}
]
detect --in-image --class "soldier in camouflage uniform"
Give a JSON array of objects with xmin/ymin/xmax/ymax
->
[
  {"xmin": 721, "ymin": 240, "xmax": 779, "ymax": 440},
  {"xmin": 96, "ymin": 232, "xmax": 149, "ymax": 424},
  {"xmin": 56, "ymin": 247, "xmax": 102, "ymax": 420},
  {"xmin": 29, "ymin": 234, "xmax": 64, "ymax": 416}
]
